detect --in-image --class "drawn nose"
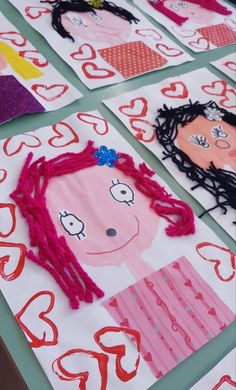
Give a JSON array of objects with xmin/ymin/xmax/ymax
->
[
  {"xmin": 228, "ymin": 148, "xmax": 236, "ymax": 158},
  {"xmin": 106, "ymin": 228, "xmax": 117, "ymax": 237}
]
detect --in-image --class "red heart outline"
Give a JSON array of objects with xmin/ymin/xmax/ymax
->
[
  {"xmin": 201, "ymin": 80, "xmax": 228, "ymax": 97},
  {"xmin": 3, "ymin": 134, "xmax": 41, "ymax": 157},
  {"xmin": 0, "ymin": 169, "xmax": 7, "ymax": 184},
  {"xmin": 212, "ymin": 374, "xmax": 236, "ymax": 390},
  {"xmin": 0, "ymin": 203, "xmax": 16, "ymax": 238},
  {"xmin": 52, "ymin": 348, "xmax": 108, "ymax": 390},
  {"xmin": 19, "ymin": 50, "xmax": 49, "ymax": 68},
  {"xmin": 172, "ymin": 26, "xmax": 196, "ymax": 38},
  {"xmin": 31, "ymin": 84, "xmax": 69, "ymax": 101},
  {"xmin": 161, "ymin": 81, "xmax": 189, "ymax": 99},
  {"xmin": 156, "ymin": 43, "xmax": 183, "ymax": 57},
  {"xmin": 77, "ymin": 113, "xmax": 109, "ymax": 135},
  {"xmin": 219, "ymin": 89, "xmax": 236, "ymax": 109},
  {"xmin": 189, "ymin": 37, "xmax": 210, "ymax": 51},
  {"xmin": 82, "ymin": 62, "xmax": 115, "ymax": 79},
  {"xmin": 0, "ymin": 31, "xmax": 27, "ymax": 47},
  {"xmin": 94, "ymin": 326, "xmax": 141, "ymax": 382},
  {"xmin": 49, "ymin": 122, "xmax": 79, "ymax": 148},
  {"xmin": 0, "ymin": 242, "xmax": 26, "ymax": 281},
  {"xmin": 224, "ymin": 17, "xmax": 236, "ymax": 31},
  {"xmin": 119, "ymin": 97, "xmax": 148, "ymax": 118},
  {"xmin": 130, "ymin": 118, "xmax": 156, "ymax": 143},
  {"xmin": 224, "ymin": 61, "xmax": 236, "ymax": 71},
  {"xmin": 196, "ymin": 242, "xmax": 235, "ymax": 282},
  {"xmin": 135, "ymin": 28, "xmax": 162, "ymax": 41},
  {"xmin": 25, "ymin": 6, "xmax": 51, "ymax": 20},
  {"xmin": 71, "ymin": 44, "xmax": 96, "ymax": 61},
  {"xmin": 15, "ymin": 291, "xmax": 58, "ymax": 348}
]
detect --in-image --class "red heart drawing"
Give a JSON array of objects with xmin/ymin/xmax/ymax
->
[
  {"xmin": 130, "ymin": 118, "xmax": 156, "ymax": 143},
  {"xmin": 0, "ymin": 31, "xmax": 27, "ymax": 47},
  {"xmin": 172, "ymin": 26, "xmax": 196, "ymax": 38},
  {"xmin": 224, "ymin": 61, "xmax": 236, "ymax": 71},
  {"xmin": 3, "ymin": 134, "xmax": 41, "ymax": 157},
  {"xmin": 208, "ymin": 307, "xmax": 216, "ymax": 316},
  {"xmin": 161, "ymin": 81, "xmax": 189, "ymax": 99},
  {"xmin": 119, "ymin": 97, "xmax": 148, "ymax": 118},
  {"xmin": 25, "ymin": 6, "xmax": 51, "ymax": 20},
  {"xmin": 15, "ymin": 291, "xmax": 58, "ymax": 348},
  {"xmin": 49, "ymin": 122, "xmax": 79, "ymax": 148},
  {"xmin": 19, "ymin": 50, "xmax": 49, "ymax": 68},
  {"xmin": 52, "ymin": 348, "xmax": 108, "ymax": 390},
  {"xmin": 201, "ymin": 80, "xmax": 228, "ymax": 97},
  {"xmin": 156, "ymin": 44, "xmax": 183, "ymax": 57},
  {"xmin": 135, "ymin": 28, "xmax": 162, "ymax": 41},
  {"xmin": 0, "ymin": 169, "xmax": 7, "ymax": 184},
  {"xmin": 82, "ymin": 62, "xmax": 115, "ymax": 79},
  {"xmin": 196, "ymin": 242, "xmax": 235, "ymax": 282},
  {"xmin": 189, "ymin": 37, "xmax": 210, "ymax": 51},
  {"xmin": 224, "ymin": 18, "xmax": 236, "ymax": 31},
  {"xmin": 219, "ymin": 89, "xmax": 236, "ymax": 109},
  {"xmin": 77, "ymin": 113, "xmax": 109, "ymax": 135},
  {"xmin": 0, "ymin": 203, "xmax": 16, "ymax": 238},
  {"xmin": 0, "ymin": 242, "xmax": 26, "ymax": 281},
  {"xmin": 94, "ymin": 326, "xmax": 141, "ymax": 382},
  {"xmin": 213, "ymin": 374, "xmax": 236, "ymax": 390},
  {"xmin": 31, "ymin": 84, "xmax": 69, "ymax": 101},
  {"xmin": 71, "ymin": 44, "xmax": 96, "ymax": 61}
]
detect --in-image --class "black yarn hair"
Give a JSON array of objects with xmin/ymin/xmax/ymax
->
[
  {"xmin": 41, "ymin": 0, "xmax": 139, "ymax": 42},
  {"xmin": 154, "ymin": 100, "xmax": 236, "ymax": 218}
]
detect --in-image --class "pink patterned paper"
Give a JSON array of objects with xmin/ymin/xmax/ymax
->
[{"xmin": 103, "ymin": 256, "xmax": 235, "ymax": 379}]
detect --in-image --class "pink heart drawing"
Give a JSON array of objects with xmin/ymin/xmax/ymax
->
[
  {"xmin": 135, "ymin": 28, "xmax": 162, "ymax": 41},
  {"xmin": 189, "ymin": 37, "xmax": 210, "ymax": 51}
]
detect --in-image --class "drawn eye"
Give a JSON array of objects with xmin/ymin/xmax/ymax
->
[
  {"xmin": 211, "ymin": 125, "xmax": 228, "ymax": 139},
  {"xmin": 59, "ymin": 211, "xmax": 86, "ymax": 240},
  {"xmin": 71, "ymin": 15, "xmax": 87, "ymax": 27},
  {"xmin": 89, "ymin": 12, "xmax": 102, "ymax": 21},
  {"xmin": 170, "ymin": 3, "xmax": 179, "ymax": 11},
  {"xmin": 178, "ymin": 1, "xmax": 188, "ymax": 7},
  {"xmin": 110, "ymin": 179, "xmax": 134, "ymax": 206},
  {"xmin": 189, "ymin": 134, "xmax": 209, "ymax": 148}
]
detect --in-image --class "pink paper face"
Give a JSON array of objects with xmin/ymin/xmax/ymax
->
[
  {"xmin": 46, "ymin": 165, "xmax": 160, "ymax": 269},
  {"xmin": 165, "ymin": 1, "xmax": 215, "ymax": 24},
  {"xmin": 61, "ymin": 10, "xmax": 132, "ymax": 46},
  {"xmin": 176, "ymin": 116, "xmax": 236, "ymax": 171},
  {"xmin": 0, "ymin": 54, "xmax": 7, "ymax": 73}
]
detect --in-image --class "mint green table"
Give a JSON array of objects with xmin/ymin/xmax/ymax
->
[{"xmin": 0, "ymin": 1, "xmax": 235, "ymax": 389}]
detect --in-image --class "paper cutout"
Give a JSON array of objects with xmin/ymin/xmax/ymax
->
[
  {"xmin": 9, "ymin": 0, "xmax": 193, "ymax": 89},
  {"xmin": 0, "ymin": 12, "xmax": 81, "ymax": 124},
  {"xmin": 132, "ymin": 0, "xmax": 236, "ymax": 52},
  {"xmin": 104, "ymin": 256, "xmax": 235, "ymax": 379},
  {"xmin": 15, "ymin": 291, "xmax": 59, "ymax": 348}
]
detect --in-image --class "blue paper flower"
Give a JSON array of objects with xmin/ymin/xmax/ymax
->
[{"xmin": 94, "ymin": 145, "xmax": 120, "ymax": 167}]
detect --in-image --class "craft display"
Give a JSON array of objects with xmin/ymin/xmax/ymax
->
[
  {"xmin": 0, "ymin": 12, "xmax": 81, "ymax": 124},
  {"xmin": 191, "ymin": 348, "xmax": 236, "ymax": 389},
  {"xmin": 211, "ymin": 53, "xmax": 236, "ymax": 82},
  {"xmin": 8, "ymin": 0, "xmax": 193, "ymax": 89},
  {"xmin": 132, "ymin": 0, "xmax": 236, "ymax": 52},
  {"xmin": 104, "ymin": 67, "xmax": 236, "ymax": 238},
  {"xmin": 0, "ymin": 110, "xmax": 235, "ymax": 389}
]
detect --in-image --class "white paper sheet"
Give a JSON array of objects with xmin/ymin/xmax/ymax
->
[{"xmin": 211, "ymin": 53, "xmax": 236, "ymax": 82}]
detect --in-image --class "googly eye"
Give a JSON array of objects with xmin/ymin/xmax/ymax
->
[
  {"xmin": 59, "ymin": 211, "xmax": 86, "ymax": 240},
  {"xmin": 189, "ymin": 134, "xmax": 209, "ymax": 148},
  {"xmin": 211, "ymin": 125, "xmax": 228, "ymax": 139},
  {"xmin": 110, "ymin": 179, "xmax": 134, "ymax": 206},
  {"xmin": 89, "ymin": 12, "xmax": 102, "ymax": 21}
]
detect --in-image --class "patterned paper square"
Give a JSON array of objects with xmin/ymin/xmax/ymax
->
[{"xmin": 197, "ymin": 24, "xmax": 236, "ymax": 48}]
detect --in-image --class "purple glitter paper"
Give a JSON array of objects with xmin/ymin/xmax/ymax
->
[{"xmin": 0, "ymin": 75, "xmax": 45, "ymax": 124}]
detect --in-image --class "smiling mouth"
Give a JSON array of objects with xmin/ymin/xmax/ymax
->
[{"xmin": 86, "ymin": 216, "xmax": 140, "ymax": 255}]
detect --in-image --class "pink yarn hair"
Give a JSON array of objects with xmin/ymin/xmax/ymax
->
[{"xmin": 11, "ymin": 141, "xmax": 195, "ymax": 309}]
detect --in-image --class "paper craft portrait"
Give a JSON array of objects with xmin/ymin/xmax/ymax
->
[
  {"xmin": 155, "ymin": 101, "xmax": 236, "ymax": 222},
  {"xmin": 132, "ymin": 0, "xmax": 236, "ymax": 52},
  {"xmin": 104, "ymin": 67, "xmax": 236, "ymax": 238},
  {"xmin": 0, "ymin": 110, "xmax": 235, "ymax": 390},
  {"xmin": 0, "ymin": 12, "xmax": 81, "ymax": 124},
  {"xmin": 9, "ymin": 0, "xmax": 193, "ymax": 89}
]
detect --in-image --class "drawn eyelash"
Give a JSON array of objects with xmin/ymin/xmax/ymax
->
[
  {"xmin": 178, "ymin": 1, "xmax": 188, "ymax": 7},
  {"xmin": 189, "ymin": 134, "xmax": 209, "ymax": 148},
  {"xmin": 211, "ymin": 126, "xmax": 228, "ymax": 139}
]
